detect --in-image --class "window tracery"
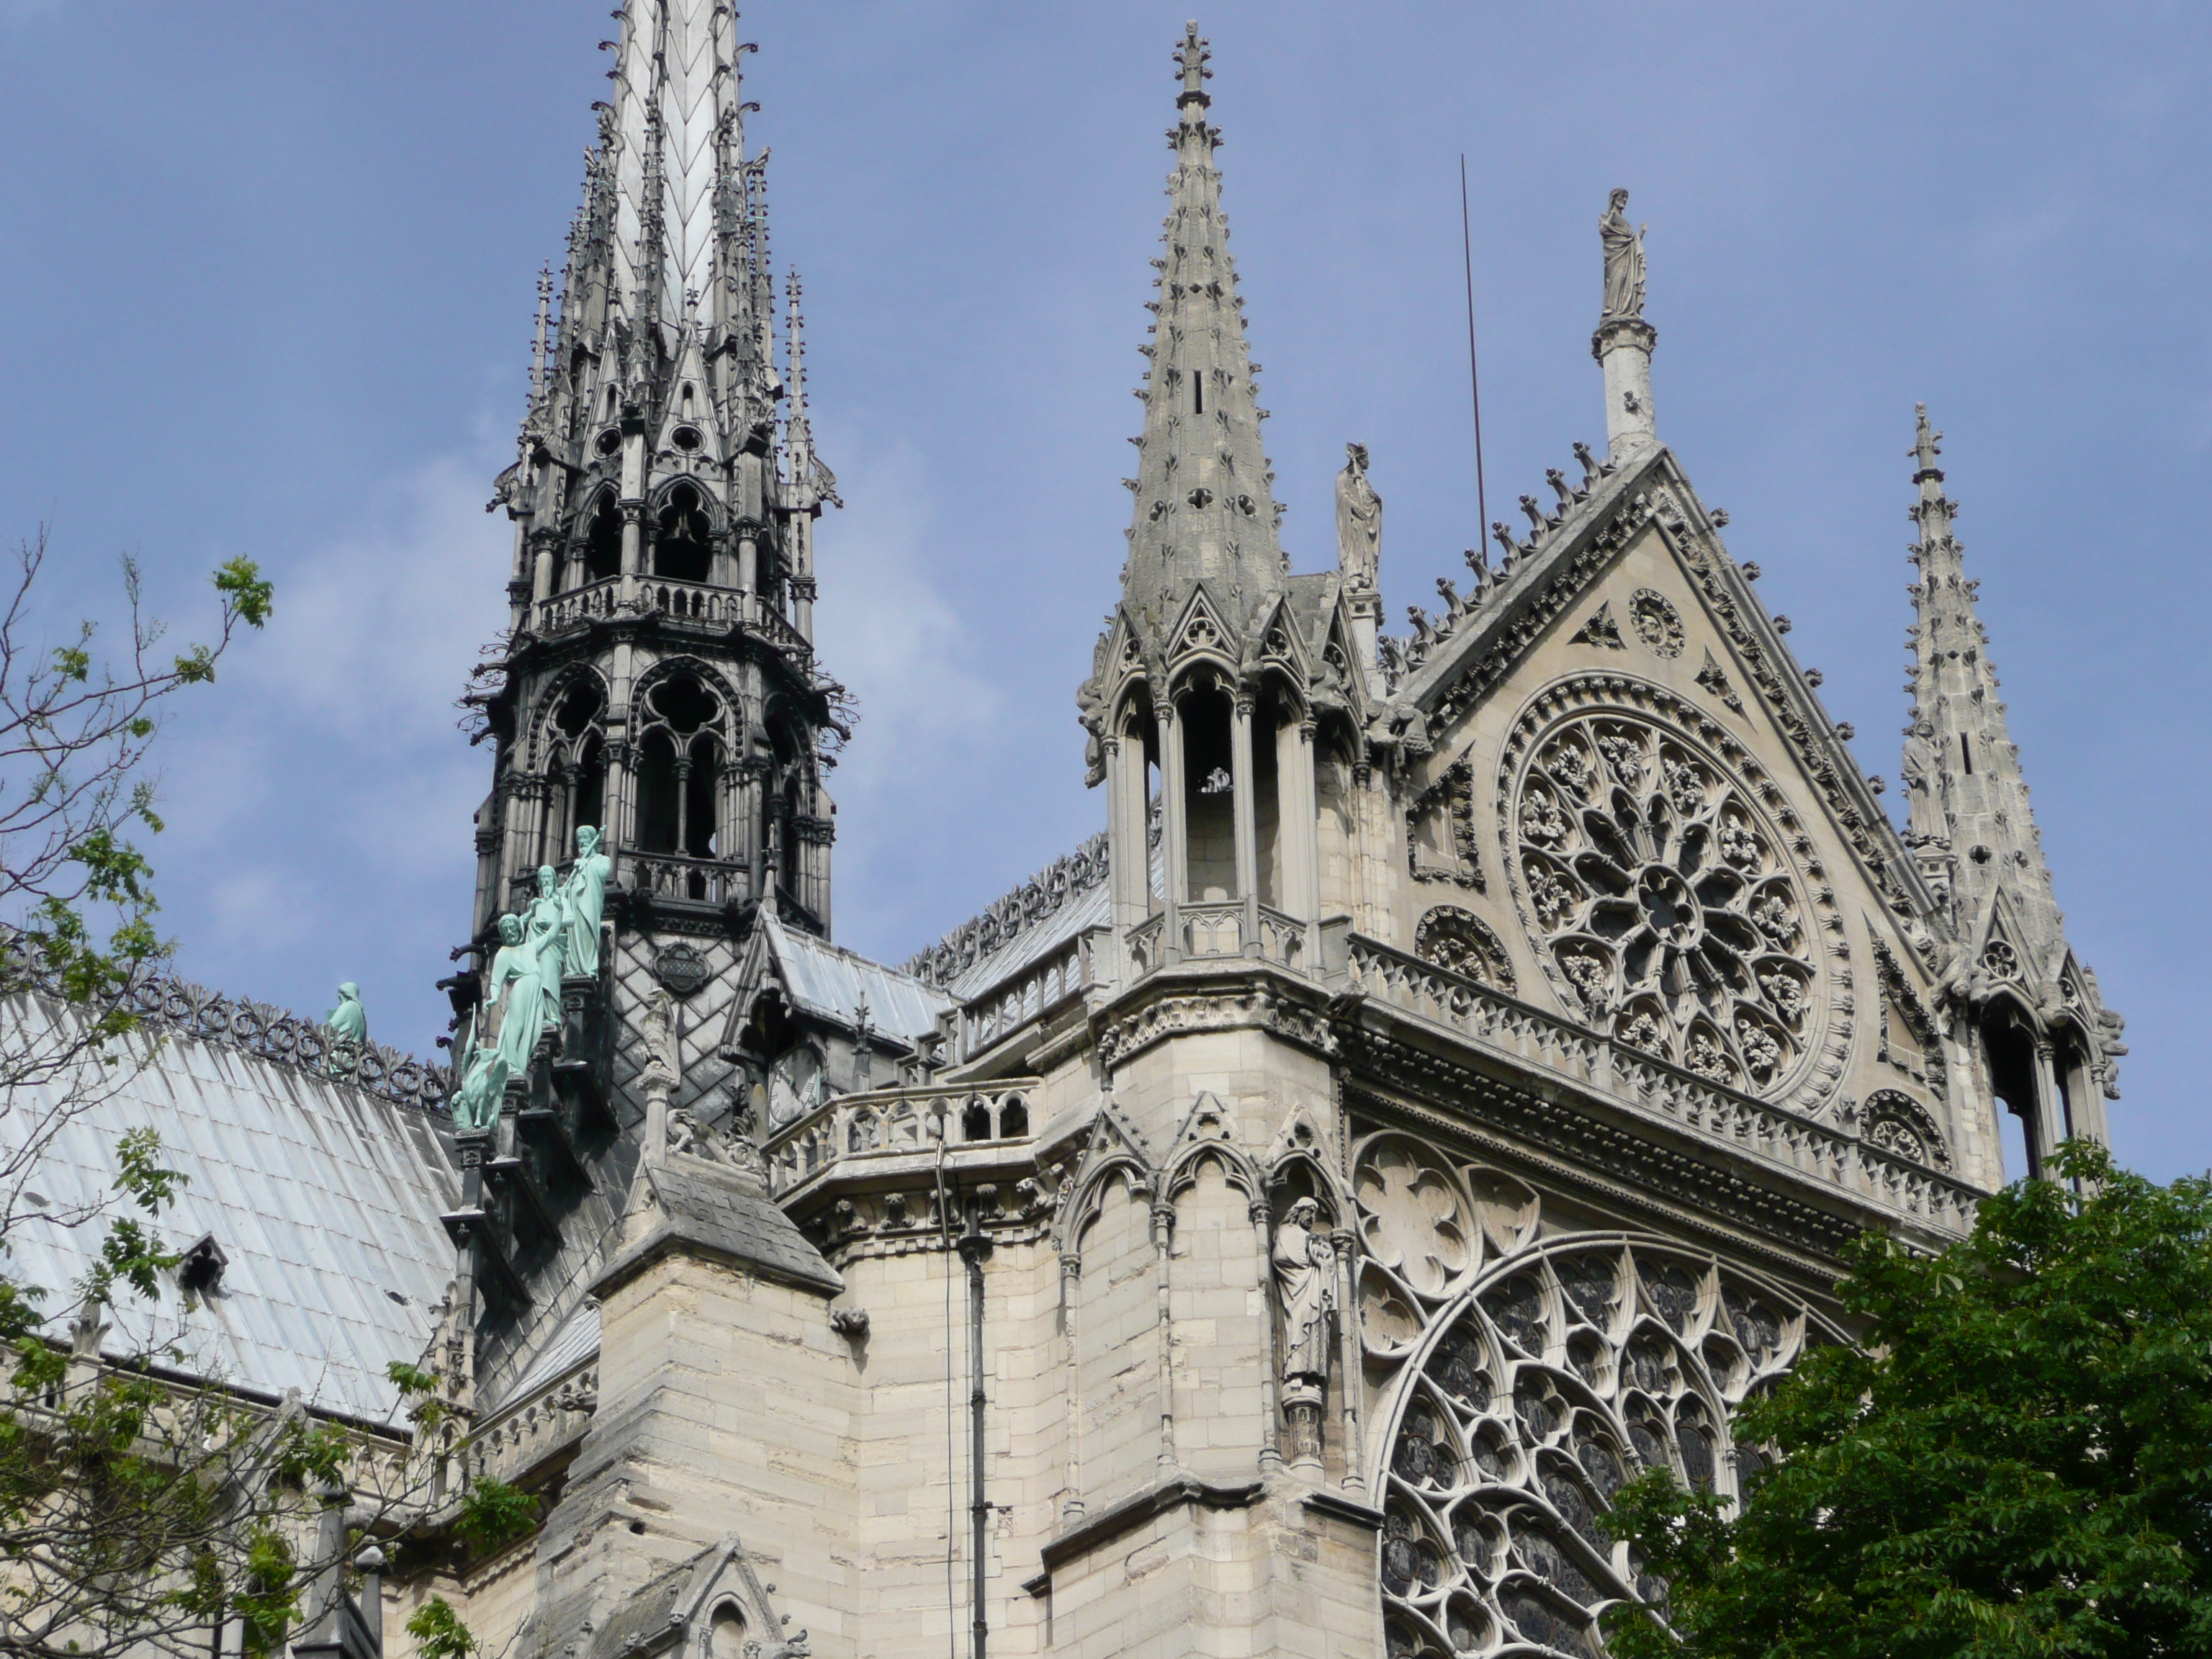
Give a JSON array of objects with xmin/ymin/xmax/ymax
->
[
  {"xmin": 1859, "ymin": 1089, "xmax": 1949, "ymax": 1169},
  {"xmin": 1505, "ymin": 699, "xmax": 1826, "ymax": 1098},
  {"xmin": 1377, "ymin": 1233, "xmax": 1815, "ymax": 1659}
]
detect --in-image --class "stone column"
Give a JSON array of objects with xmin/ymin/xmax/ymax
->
[
  {"xmin": 1149, "ymin": 1189, "xmax": 1179, "ymax": 1478},
  {"xmin": 1592, "ymin": 316, "xmax": 1658, "ymax": 461},
  {"xmin": 531, "ymin": 528, "xmax": 558, "ymax": 606},
  {"xmin": 1277, "ymin": 716, "xmax": 1322, "ymax": 943},
  {"xmin": 2031, "ymin": 1038, "xmax": 2069, "ymax": 1177},
  {"xmin": 1059, "ymin": 1250, "xmax": 1086, "ymax": 1521},
  {"xmin": 1249, "ymin": 1198, "xmax": 1283, "ymax": 1475},
  {"xmin": 1159, "ymin": 704, "xmax": 1186, "ymax": 963},
  {"xmin": 1230, "ymin": 693, "xmax": 1260, "ymax": 953},
  {"xmin": 1333, "ymin": 1221, "xmax": 1365, "ymax": 1491},
  {"xmin": 1105, "ymin": 732, "xmax": 1151, "ymax": 946}
]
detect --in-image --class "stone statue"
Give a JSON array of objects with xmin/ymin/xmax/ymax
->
[
  {"xmin": 1274, "ymin": 1197, "xmax": 1335, "ymax": 1385},
  {"xmin": 1334, "ymin": 444, "xmax": 1382, "ymax": 590},
  {"xmin": 1902, "ymin": 721, "xmax": 1940, "ymax": 835},
  {"xmin": 562, "ymin": 825, "xmax": 613, "ymax": 979},
  {"xmin": 487, "ymin": 910, "xmax": 561, "ymax": 1081},
  {"xmin": 323, "ymin": 983, "xmax": 367, "ymax": 1078},
  {"xmin": 1600, "ymin": 188, "xmax": 1646, "ymax": 321}
]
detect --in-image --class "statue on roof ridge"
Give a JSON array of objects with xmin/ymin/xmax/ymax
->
[
  {"xmin": 1335, "ymin": 441, "xmax": 1382, "ymax": 590},
  {"xmin": 1600, "ymin": 187, "xmax": 1647, "ymax": 321}
]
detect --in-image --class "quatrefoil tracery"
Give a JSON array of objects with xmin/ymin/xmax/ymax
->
[{"xmin": 1511, "ymin": 710, "xmax": 1822, "ymax": 1097}]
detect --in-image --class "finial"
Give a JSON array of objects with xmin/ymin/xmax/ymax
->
[
  {"xmin": 1911, "ymin": 402, "xmax": 1944, "ymax": 482},
  {"xmin": 1176, "ymin": 20, "xmax": 1213, "ymax": 105}
]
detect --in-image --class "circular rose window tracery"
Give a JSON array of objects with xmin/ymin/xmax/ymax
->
[
  {"xmin": 1379, "ymin": 1238, "xmax": 1816, "ymax": 1659},
  {"xmin": 1507, "ymin": 697, "xmax": 1826, "ymax": 1099}
]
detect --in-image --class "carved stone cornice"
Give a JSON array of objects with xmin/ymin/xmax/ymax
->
[{"xmin": 1093, "ymin": 968, "xmax": 1336, "ymax": 1071}]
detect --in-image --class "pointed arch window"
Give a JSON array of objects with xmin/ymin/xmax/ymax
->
[
  {"xmin": 581, "ymin": 495, "xmax": 622, "ymax": 585},
  {"xmin": 541, "ymin": 678, "xmax": 608, "ymax": 866},
  {"xmin": 633, "ymin": 674, "xmax": 728, "ymax": 886},
  {"xmin": 655, "ymin": 483, "xmax": 712, "ymax": 584}
]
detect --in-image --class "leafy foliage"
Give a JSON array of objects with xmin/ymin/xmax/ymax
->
[
  {"xmin": 408, "ymin": 1594, "xmax": 481, "ymax": 1659},
  {"xmin": 0, "ymin": 527, "xmax": 272, "ymax": 1255},
  {"xmin": 1604, "ymin": 1142, "xmax": 2212, "ymax": 1659}
]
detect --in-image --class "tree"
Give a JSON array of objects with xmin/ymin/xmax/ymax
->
[
  {"xmin": 0, "ymin": 527, "xmax": 271, "ymax": 1243},
  {"xmin": 1605, "ymin": 1142, "xmax": 2212, "ymax": 1659}
]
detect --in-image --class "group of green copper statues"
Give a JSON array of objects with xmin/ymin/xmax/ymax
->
[{"xmin": 450, "ymin": 826, "xmax": 613, "ymax": 1131}]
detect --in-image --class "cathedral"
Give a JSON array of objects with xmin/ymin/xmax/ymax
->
[{"xmin": 8, "ymin": 9, "xmax": 2132, "ymax": 1659}]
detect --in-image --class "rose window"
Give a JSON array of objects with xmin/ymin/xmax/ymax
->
[
  {"xmin": 1510, "ymin": 711, "xmax": 1820, "ymax": 1096},
  {"xmin": 1379, "ymin": 1241, "xmax": 1812, "ymax": 1659}
]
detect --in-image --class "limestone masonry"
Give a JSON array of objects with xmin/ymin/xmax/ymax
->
[{"xmin": 28, "ymin": 10, "xmax": 2132, "ymax": 1659}]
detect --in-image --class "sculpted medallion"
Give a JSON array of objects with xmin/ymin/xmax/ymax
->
[{"xmin": 1503, "ymin": 682, "xmax": 1833, "ymax": 1101}]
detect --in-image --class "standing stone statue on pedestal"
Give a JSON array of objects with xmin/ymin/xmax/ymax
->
[
  {"xmin": 1335, "ymin": 444, "xmax": 1382, "ymax": 591},
  {"xmin": 1273, "ymin": 1196, "xmax": 1336, "ymax": 1465},
  {"xmin": 1600, "ymin": 187, "xmax": 1646, "ymax": 320},
  {"xmin": 487, "ymin": 909, "xmax": 561, "ymax": 1082}
]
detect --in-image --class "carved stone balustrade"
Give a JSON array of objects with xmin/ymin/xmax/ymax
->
[
  {"xmin": 534, "ymin": 577, "xmax": 620, "ymax": 634},
  {"xmin": 1176, "ymin": 901, "xmax": 1306, "ymax": 970},
  {"xmin": 467, "ymin": 1362, "xmax": 599, "ymax": 1489},
  {"xmin": 1336, "ymin": 933, "xmax": 1979, "ymax": 1237},
  {"xmin": 764, "ymin": 1080, "xmax": 1041, "ymax": 1200},
  {"xmin": 528, "ymin": 576, "xmax": 814, "ymax": 670},
  {"xmin": 949, "ymin": 932, "xmax": 1100, "ymax": 1064},
  {"xmin": 623, "ymin": 851, "xmax": 745, "ymax": 908}
]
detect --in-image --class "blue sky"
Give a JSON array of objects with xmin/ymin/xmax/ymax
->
[{"xmin": 2, "ymin": 3, "xmax": 2206, "ymax": 1177}]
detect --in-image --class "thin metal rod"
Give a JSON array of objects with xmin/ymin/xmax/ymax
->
[{"xmin": 1459, "ymin": 155, "xmax": 1489, "ymax": 543}]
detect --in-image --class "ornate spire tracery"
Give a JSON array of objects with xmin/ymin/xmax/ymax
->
[
  {"xmin": 1118, "ymin": 19, "xmax": 1287, "ymax": 640},
  {"xmin": 1900, "ymin": 404, "xmax": 2059, "ymax": 954}
]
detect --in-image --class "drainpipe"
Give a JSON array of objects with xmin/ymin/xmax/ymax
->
[{"xmin": 958, "ymin": 1191, "xmax": 997, "ymax": 1659}]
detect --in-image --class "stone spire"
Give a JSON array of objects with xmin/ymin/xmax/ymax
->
[
  {"xmin": 1900, "ymin": 404, "xmax": 2062, "ymax": 960},
  {"xmin": 1120, "ymin": 20, "xmax": 1287, "ymax": 641}
]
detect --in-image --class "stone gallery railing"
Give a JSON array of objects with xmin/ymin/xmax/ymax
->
[
  {"xmin": 765, "ymin": 1081, "xmax": 1040, "ymax": 1197},
  {"xmin": 952, "ymin": 934, "xmax": 1098, "ymax": 1064},
  {"xmin": 624, "ymin": 851, "xmax": 744, "ymax": 907},
  {"xmin": 118, "ymin": 973, "xmax": 454, "ymax": 1118},
  {"xmin": 532, "ymin": 577, "xmax": 811, "ymax": 662},
  {"xmin": 1340, "ymin": 935, "xmax": 1979, "ymax": 1235},
  {"xmin": 534, "ymin": 577, "xmax": 619, "ymax": 633}
]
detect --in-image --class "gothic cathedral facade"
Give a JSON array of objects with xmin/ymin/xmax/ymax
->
[{"xmin": 431, "ymin": 12, "xmax": 2128, "ymax": 1659}]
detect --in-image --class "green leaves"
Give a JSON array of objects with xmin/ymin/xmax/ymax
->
[
  {"xmin": 455, "ymin": 1478, "xmax": 536, "ymax": 1554},
  {"xmin": 407, "ymin": 1595, "xmax": 480, "ymax": 1659},
  {"xmin": 1601, "ymin": 1142, "xmax": 2212, "ymax": 1659},
  {"xmin": 212, "ymin": 558, "xmax": 273, "ymax": 631}
]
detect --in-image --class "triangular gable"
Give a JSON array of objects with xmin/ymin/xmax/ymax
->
[
  {"xmin": 1401, "ymin": 443, "xmax": 1930, "ymax": 923},
  {"xmin": 1167, "ymin": 580, "xmax": 1236, "ymax": 665}
]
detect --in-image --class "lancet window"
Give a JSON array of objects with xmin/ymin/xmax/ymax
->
[
  {"xmin": 653, "ymin": 482, "xmax": 713, "ymax": 584},
  {"xmin": 539, "ymin": 676, "xmax": 608, "ymax": 869},
  {"xmin": 633, "ymin": 672, "xmax": 727, "ymax": 864},
  {"xmin": 579, "ymin": 493, "xmax": 622, "ymax": 588}
]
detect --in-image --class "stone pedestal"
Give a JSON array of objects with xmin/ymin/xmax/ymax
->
[{"xmin": 1592, "ymin": 315, "xmax": 1658, "ymax": 458}]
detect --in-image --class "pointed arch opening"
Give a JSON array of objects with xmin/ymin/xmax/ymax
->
[
  {"xmin": 1180, "ymin": 680, "xmax": 1236, "ymax": 902},
  {"xmin": 582, "ymin": 495, "xmax": 622, "ymax": 585},
  {"xmin": 655, "ymin": 482, "xmax": 712, "ymax": 584}
]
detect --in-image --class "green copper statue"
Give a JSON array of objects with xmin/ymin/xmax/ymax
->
[
  {"xmin": 487, "ymin": 910, "xmax": 561, "ymax": 1081},
  {"xmin": 528, "ymin": 864, "xmax": 569, "ymax": 974},
  {"xmin": 325, "ymin": 982, "xmax": 368, "ymax": 1078},
  {"xmin": 325, "ymin": 983, "xmax": 368, "ymax": 1045},
  {"xmin": 447, "ymin": 1005, "xmax": 508, "ymax": 1133},
  {"xmin": 562, "ymin": 825, "xmax": 612, "ymax": 979}
]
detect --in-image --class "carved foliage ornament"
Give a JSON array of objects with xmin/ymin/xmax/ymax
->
[
  {"xmin": 1414, "ymin": 907, "xmax": 1516, "ymax": 995},
  {"xmin": 1378, "ymin": 1233, "xmax": 1820, "ymax": 1659},
  {"xmin": 1628, "ymin": 589, "xmax": 1685, "ymax": 659},
  {"xmin": 1503, "ymin": 682, "xmax": 1834, "ymax": 1102}
]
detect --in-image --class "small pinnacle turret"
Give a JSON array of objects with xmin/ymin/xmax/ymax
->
[
  {"xmin": 1899, "ymin": 404, "xmax": 2062, "ymax": 956},
  {"xmin": 1119, "ymin": 20, "xmax": 1287, "ymax": 640}
]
